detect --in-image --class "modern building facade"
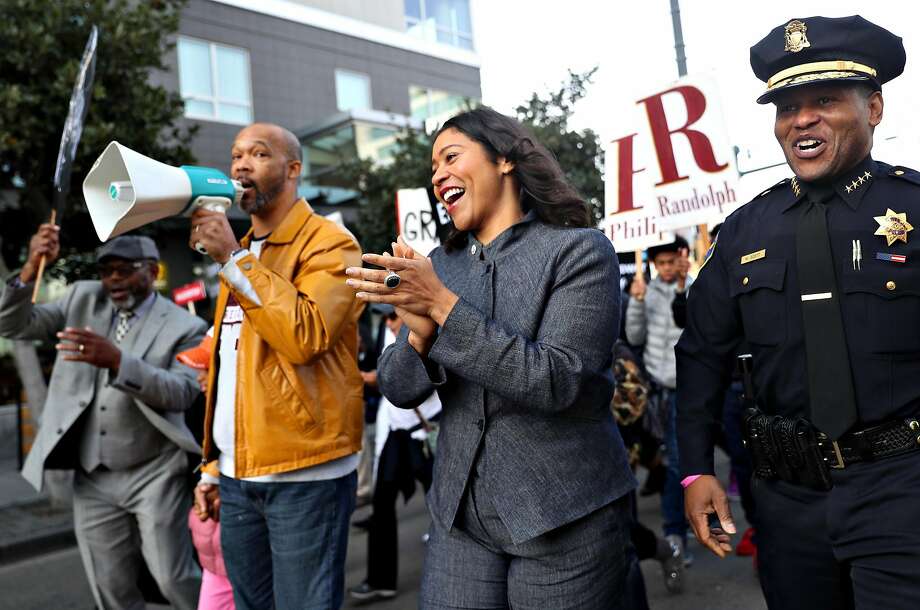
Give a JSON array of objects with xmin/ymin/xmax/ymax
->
[
  {"xmin": 146, "ymin": 0, "xmax": 480, "ymax": 300},
  {"xmin": 154, "ymin": 0, "xmax": 481, "ymax": 212}
]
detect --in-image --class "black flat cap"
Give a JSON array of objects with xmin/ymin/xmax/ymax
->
[
  {"xmin": 96, "ymin": 235, "xmax": 160, "ymax": 262},
  {"xmin": 751, "ymin": 15, "xmax": 905, "ymax": 104}
]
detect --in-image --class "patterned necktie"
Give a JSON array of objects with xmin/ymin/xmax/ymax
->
[
  {"xmin": 795, "ymin": 188, "xmax": 858, "ymax": 440},
  {"xmin": 115, "ymin": 309, "xmax": 134, "ymax": 343}
]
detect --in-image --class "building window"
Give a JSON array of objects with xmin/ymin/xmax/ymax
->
[
  {"xmin": 405, "ymin": 0, "xmax": 473, "ymax": 50},
  {"xmin": 177, "ymin": 37, "xmax": 253, "ymax": 125},
  {"xmin": 409, "ymin": 85, "xmax": 476, "ymax": 124},
  {"xmin": 335, "ymin": 70, "xmax": 372, "ymax": 112}
]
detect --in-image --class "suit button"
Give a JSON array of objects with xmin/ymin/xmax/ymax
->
[
  {"xmin": 56, "ymin": 428, "xmax": 63, "ymax": 435},
  {"xmin": 895, "ymin": 170, "xmax": 905, "ymax": 176},
  {"xmin": 742, "ymin": 277, "xmax": 749, "ymax": 286},
  {"xmin": 100, "ymin": 430, "xmax": 107, "ymax": 436},
  {"xmin": 476, "ymin": 419, "xmax": 484, "ymax": 431},
  {"xmin": 100, "ymin": 406, "xmax": 107, "ymax": 411},
  {"xmin": 886, "ymin": 280, "xmax": 896, "ymax": 291},
  {"xmin": 79, "ymin": 401, "xmax": 87, "ymax": 408}
]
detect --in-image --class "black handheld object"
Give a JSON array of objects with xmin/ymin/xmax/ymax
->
[
  {"xmin": 738, "ymin": 353, "xmax": 755, "ymax": 408},
  {"xmin": 53, "ymin": 25, "xmax": 99, "ymax": 217}
]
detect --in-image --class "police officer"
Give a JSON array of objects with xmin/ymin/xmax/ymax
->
[{"xmin": 677, "ymin": 15, "xmax": 920, "ymax": 610}]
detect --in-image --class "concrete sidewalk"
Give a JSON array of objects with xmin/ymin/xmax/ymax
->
[{"xmin": 0, "ymin": 454, "xmax": 75, "ymax": 565}]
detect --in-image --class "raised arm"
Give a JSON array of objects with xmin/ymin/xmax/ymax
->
[
  {"xmin": 0, "ymin": 223, "xmax": 69, "ymax": 342},
  {"xmin": 429, "ymin": 232, "xmax": 619, "ymax": 412},
  {"xmin": 366, "ymin": 231, "xmax": 621, "ymax": 413},
  {"xmin": 0, "ymin": 276, "xmax": 72, "ymax": 342},
  {"xmin": 224, "ymin": 231, "xmax": 363, "ymax": 365}
]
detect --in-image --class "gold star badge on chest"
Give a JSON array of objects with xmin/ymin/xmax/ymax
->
[{"xmin": 874, "ymin": 208, "xmax": 914, "ymax": 246}]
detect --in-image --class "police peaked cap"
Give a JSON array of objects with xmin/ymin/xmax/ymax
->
[{"xmin": 751, "ymin": 15, "xmax": 905, "ymax": 104}]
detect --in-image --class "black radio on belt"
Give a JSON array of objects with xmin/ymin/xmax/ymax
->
[{"xmin": 738, "ymin": 355, "xmax": 920, "ymax": 492}]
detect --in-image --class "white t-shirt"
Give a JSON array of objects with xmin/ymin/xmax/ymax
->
[
  {"xmin": 213, "ymin": 237, "xmax": 358, "ymax": 482},
  {"xmin": 374, "ymin": 326, "xmax": 442, "ymax": 459}
]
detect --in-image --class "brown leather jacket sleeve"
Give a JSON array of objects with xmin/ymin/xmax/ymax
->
[{"xmin": 231, "ymin": 232, "xmax": 363, "ymax": 365}]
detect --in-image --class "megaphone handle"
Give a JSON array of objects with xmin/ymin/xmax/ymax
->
[
  {"xmin": 194, "ymin": 199, "xmax": 229, "ymax": 255},
  {"xmin": 31, "ymin": 209, "xmax": 57, "ymax": 304},
  {"xmin": 198, "ymin": 200, "xmax": 229, "ymax": 212}
]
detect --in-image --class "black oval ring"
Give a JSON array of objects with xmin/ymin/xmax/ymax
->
[{"xmin": 384, "ymin": 271, "xmax": 401, "ymax": 289}]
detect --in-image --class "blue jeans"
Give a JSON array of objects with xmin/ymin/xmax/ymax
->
[
  {"xmin": 661, "ymin": 391, "xmax": 688, "ymax": 540},
  {"xmin": 219, "ymin": 471, "xmax": 356, "ymax": 610}
]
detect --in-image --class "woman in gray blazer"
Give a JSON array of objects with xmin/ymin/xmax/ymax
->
[{"xmin": 346, "ymin": 107, "xmax": 636, "ymax": 609}]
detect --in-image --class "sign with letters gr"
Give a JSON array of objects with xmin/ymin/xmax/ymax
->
[{"xmin": 395, "ymin": 188, "xmax": 450, "ymax": 257}]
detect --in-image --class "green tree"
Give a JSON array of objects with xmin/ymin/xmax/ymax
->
[
  {"xmin": 516, "ymin": 68, "xmax": 605, "ymax": 224},
  {"xmin": 342, "ymin": 129, "xmax": 433, "ymax": 257},
  {"xmin": 0, "ymin": 0, "xmax": 197, "ymax": 277},
  {"xmin": 343, "ymin": 69, "xmax": 604, "ymax": 256}
]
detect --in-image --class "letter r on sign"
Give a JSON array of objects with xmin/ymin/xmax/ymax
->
[{"xmin": 638, "ymin": 85, "xmax": 728, "ymax": 186}]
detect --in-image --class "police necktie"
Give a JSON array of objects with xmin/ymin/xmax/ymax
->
[
  {"xmin": 795, "ymin": 188, "xmax": 858, "ymax": 440},
  {"xmin": 115, "ymin": 309, "xmax": 134, "ymax": 343}
]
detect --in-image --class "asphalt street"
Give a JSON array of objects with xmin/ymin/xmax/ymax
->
[{"xmin": 0, "ymin": 458, "xmax": 765, "ymax": 610}]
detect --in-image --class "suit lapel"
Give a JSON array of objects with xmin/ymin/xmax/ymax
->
[
  {"xmin": 84, "ymin": 293, "xmax": 114, "ymax": 396},
  {"xmin": 88, "ymin": 291, "xmax": 114, "ymax": 337},
  {"xmin": 131, "ymin": 295, "xmax": 168, "ymax": 359}
]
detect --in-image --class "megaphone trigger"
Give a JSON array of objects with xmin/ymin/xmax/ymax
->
[{"xmin": 193, "ymin": 196, "xmax": 232, "ymax": 213}]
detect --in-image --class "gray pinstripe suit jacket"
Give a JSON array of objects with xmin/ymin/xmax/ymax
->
[{"xmin": 378, "ymin": 215, "xmax": 636, "ymax": 544}]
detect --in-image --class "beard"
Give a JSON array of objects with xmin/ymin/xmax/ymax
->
[
  {"xmin": 240, "ymin": 173, "xmax": 287, "ymax": 216},
  {"xmin": 108, "ymin": 289, "xmax": 139, "ymax": 311}
]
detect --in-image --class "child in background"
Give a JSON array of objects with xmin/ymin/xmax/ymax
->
[
  {"xmin": 178, "ymin": 333, "xmax": 235, "ymax": 610},
  {"xmin": 626, "ymin": 237, "xmax": 694, "ymax": 565}
]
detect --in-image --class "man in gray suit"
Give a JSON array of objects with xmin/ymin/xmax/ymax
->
[{"xmin": 0, "ymin": 227, "xmax": 206, "ymax": 610}]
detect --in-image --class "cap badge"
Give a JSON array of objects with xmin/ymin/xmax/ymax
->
[
  {"xmin": 874, "ymin": 208, "xmax": 913, "ymax": 246},
  {"xmin": 784, "ymin": 20, "xmax": 811, "ymax": 53}
]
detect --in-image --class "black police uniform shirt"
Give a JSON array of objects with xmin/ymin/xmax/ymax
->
[{"xmin": 676, "ymin": 156, "xmax": 920, "ymax": 476}]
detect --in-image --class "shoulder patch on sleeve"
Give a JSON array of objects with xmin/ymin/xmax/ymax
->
[
  {"xmin": 699, "ymin": 234, "xmax": 718, "ymax": 271},
  {"xmin": 889, "ymin": 165, "xmax": 920, "ymax": 187}
]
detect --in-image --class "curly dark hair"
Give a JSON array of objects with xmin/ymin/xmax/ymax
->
[{"xmin": 435, "ymin": 107, "xmax": 593, "ymax": 252}]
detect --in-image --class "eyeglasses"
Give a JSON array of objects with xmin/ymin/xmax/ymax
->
[{"xmin": 97, "ymin": 261, "xmax": 146, "ymax": 278}]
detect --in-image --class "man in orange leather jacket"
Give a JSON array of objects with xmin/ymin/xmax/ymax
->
[{"xmin": 191, "ymin": 122, "xmax": 363, "ymax": 610}]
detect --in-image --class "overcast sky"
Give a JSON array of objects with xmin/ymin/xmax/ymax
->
[{"xmin": 472, "ymin": 1, "xmax": 920, "ymax": 174}]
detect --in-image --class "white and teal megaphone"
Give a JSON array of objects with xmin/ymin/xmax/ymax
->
[{"xmin": 83, "ymin": 141, "xmax": 243, "ymax": 253}]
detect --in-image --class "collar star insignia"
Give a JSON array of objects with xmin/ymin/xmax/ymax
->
[
  {"xmin": 874, "ymin": 208, "xmax": 914, "ymax": 246},
  {"xmin": 843, "ymin": 170, "xmax": 873, "ymax": 196}
]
